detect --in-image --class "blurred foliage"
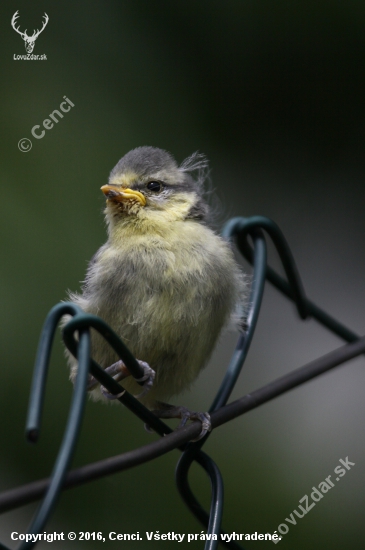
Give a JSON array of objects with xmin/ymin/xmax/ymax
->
[{"xmin": 1, "ymin": 0, "xmax": 365, "ymax": 548}]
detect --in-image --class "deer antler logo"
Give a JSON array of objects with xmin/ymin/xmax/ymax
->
[{"xmin": 11, "ymin": 11, "xmax": 49, "ymax": 54}]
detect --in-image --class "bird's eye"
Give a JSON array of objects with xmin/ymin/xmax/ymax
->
[{"xmin": 146, "ymin": 181, "xmax": 162, "ymax": 192}]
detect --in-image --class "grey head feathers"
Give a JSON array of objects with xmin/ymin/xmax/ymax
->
[
  {"xmin": 108, "ymin": 146, "xmax": 212, "ymax": 223},
  {"xmin": 109, "ymin": 146, "xmax": 208, "ymax": 192},
  {"xmin": 109, "ymin": 147, "xmax": 178, "ymax": 181}
]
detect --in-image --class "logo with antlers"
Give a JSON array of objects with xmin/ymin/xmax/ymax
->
[{"xmin": 11, "ymin": 11, "xmax": 49, "ymax": 54}]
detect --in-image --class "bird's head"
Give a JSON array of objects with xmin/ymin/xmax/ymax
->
[{"xmin": 101, "ymin": 147, "xmax": 210, "ymax": 234}]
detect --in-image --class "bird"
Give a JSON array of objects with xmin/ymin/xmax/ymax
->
[{"xmin": 65, "ymin": 146, "xmax": 246, "ymax": 438}]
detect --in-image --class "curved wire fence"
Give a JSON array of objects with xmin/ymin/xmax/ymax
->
[{"xmin": 0, "ymin": 216, "xmax": 363, "ymax": 550}]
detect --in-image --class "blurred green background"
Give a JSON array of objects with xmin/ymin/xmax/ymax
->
[{"xmin": 1, "ymin": 0, "xmax": 365, "ymax": 548}]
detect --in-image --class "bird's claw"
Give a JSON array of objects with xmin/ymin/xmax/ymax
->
[
  {"xmin": 146, "ymin": 404, "xmax": 211, "ymax": 441},
  {"xmin": 178, "ymin": 410, "xmax": 211, "ymax": 441},
  {"xmin": 100, "ymin": 386, "xmax": 126, "ymax": 399},
  {"xmin": 87, "ymin": 359, "xmax": 129, "ymax": 391},
  {"xmin": 133, "ymin": 361, "xmax": 155, "ymax": 398},
  {"xmin": 89, "ymin": 359, "xmax": 155, "ymax": 400}
]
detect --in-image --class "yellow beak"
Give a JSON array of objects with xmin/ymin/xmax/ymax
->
[{"xmin": 101, "ymin": 185, "xmax": 146, "ymax": 206}]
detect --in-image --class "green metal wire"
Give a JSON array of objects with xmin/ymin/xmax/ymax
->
[
  {"xmin": 20, "ymin": 304, "xmax": 91, "ymax": 550},
  {"xmin": 226, "ymin": 216, "xmax": 308, "ymax": 318},
  {"xmin": 175, "ymin": 215, "xmax": 362, "ymax": 550},
  {"xmin": 62, "ymin": 311, "xmax": 173, "ymax": 436},
  {"xmin": 0, "ymin": 215, "xmax": 362, "ymax": 550},
  {"xmin": 176, "ymin": 449, "xmax": 224, "ymax": 550},
  {"xmin": 62, "ymin": 312, "xmax": 146, "ymax": 381},
  {"xmin": 233, "ymin": 216, "xmax": 360, "ymax": 342},
  {"xmin": 210, "ymin": 228, "xmax": 267, "ymax": 412},
  {"xmin": 26, "ymin": 303, "xmax": 84, "ymax": 442},
  {"xmin": 1, "ymin": 335, "xmax": 363, "ymax": 518},
  {"xmin": 174, "ymin": 227, "xmax": 267, "ymax": 550},
  {"xmin": 20, "ymin": 303, "xmax": 174, "ymax": 550},
  {"xmin": 175, "ymin": 226, "xmax": 268, "ymax": 550}
]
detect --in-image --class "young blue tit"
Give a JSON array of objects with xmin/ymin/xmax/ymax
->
[{"xmin": 66, "ymin": 146, "xmax": 246, "ymax": 437}]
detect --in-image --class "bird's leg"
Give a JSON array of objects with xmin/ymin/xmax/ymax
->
[
  {"xmin": 87, "ymin": 359, "xmax": 155, "ymax": 400},
  {"xmin": 146, "ymin": 402, "xmax": 211, "ymax": 441}
]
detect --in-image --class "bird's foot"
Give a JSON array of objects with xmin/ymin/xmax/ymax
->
[
  {"xmin": 87, "ymin": 360, "xmax": 130, "ymax": 392},
  {"xmin": 145, "ymin": 402, "xmax": 211, "ymax": 441},
  {"xmin": 87, "ymin": 359, "xmax": 155, "ymax": 400},
  {"xmin": 132, "ymin": 361, "xmax": 156, "ymax": 398}
]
